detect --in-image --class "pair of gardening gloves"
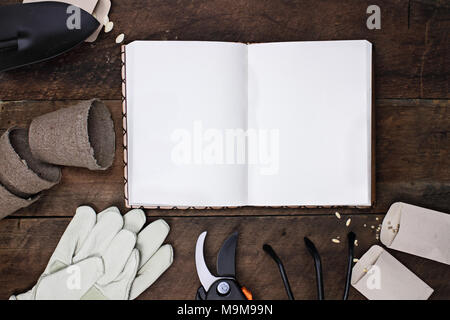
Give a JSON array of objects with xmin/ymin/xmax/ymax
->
[{"xmin": 10, "ymin": 206, "xmax": 173, "ymax": 300}]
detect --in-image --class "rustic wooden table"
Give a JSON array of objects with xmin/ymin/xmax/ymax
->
[{"xmin": 0, "ymin": 0, "xmax": 448, "ymax": 300}]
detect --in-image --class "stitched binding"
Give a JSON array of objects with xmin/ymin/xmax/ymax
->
[{"xmin": 121, "ymin": 46, "xmax": 130, "ymax": 206}]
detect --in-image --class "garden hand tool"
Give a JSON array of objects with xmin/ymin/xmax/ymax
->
[
  {"xmin": 0, "ymin": 2, "xmax": 100, "ymax": 72},
  {"xmin": 263, "ymin": 244, "xmax": 295, "ymax": 300},
  {"xmin": 264, "ymin": 232, "xmax": 356, "ymax": 300},
  {"xmin": 24, "ymin": 0, "xmax": 112, "ymax": 43},
  {"xmin": 195, "ymin": 231, "xmax": 252, "ymax": 300},
  {"xmin": 11, "ymin": 206, "xmax": 173, "ymax": 300}
]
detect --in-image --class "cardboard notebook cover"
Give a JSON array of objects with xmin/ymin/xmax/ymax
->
[{"xmin": 120, "ymin": 44, "xmax": 376, "ymax": 210}]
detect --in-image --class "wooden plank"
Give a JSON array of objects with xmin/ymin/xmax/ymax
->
[
  {"xmin": 1, "ymin": 99, "xmax": 448, "ymax": 217},
  {"xmin": 0, "ymin": 0, "xmax": 448, "ymax": 100},
  {"xmin": 1, "ymin": 215, "xmax": 449, "ymax": 300}
]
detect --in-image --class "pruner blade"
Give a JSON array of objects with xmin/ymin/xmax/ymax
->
[
  {"xmin": 195, "ymin": 231, "xmax": 220, "ymax": 292},
  {"xmin": 216, "ymin": 231, "xmax": 238, "ymax": 277}
]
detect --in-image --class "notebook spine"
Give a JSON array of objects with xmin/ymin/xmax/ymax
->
[{"xmin": 120, "ymin": 46, "xmax": 132, "ymax": 209}]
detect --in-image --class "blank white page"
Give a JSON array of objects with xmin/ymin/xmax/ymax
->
[
  {"xmin": 248, "ymin": 40, "xmax": 372, "ymax": 206},
  {"xmin": 126, "ymin": 41, "xmax": 248, "ymax": 207}
]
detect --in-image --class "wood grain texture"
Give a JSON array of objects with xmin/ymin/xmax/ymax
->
[
  {"xmin": 0, "ymin": 0, "xmax": 448, "ymax": 100},
  {"xmin": 1, "ymin": 215, "xmax": 449, "ymax": 300},
  {"xmin": 0, "ymin": 0, "xmax": 448, "ymax": 301},
  {"xmin": 1, "ymin": 99, "xmax": 448, "ymax": 217}
]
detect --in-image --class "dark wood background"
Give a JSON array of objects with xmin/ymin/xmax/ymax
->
[{"xmin": 0, "ymin": 0, "xmax": 448, "ymax": 300}]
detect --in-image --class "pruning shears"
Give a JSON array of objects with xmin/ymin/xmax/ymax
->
[{"xmin": 195, "ymin": 231, "xmax": 252, "ymax": 300}]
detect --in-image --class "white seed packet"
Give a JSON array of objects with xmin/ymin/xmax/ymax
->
[
  {"xmin": 351, "ymin": 245, "xmax": 434, "ymax": 300},
  {"xmin": 86, "ymin": 0, "xmax": 112, "ymax": 42},
  {"xmin": 381, "ymin": 202, "xmax": 450, "ymax": 265}
]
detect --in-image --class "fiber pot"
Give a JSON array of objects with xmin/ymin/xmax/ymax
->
[
  {"xmin": 0, "ymin": 182, "xmax": 40, "ymax": 220},
  {"xmin": 0, "ymin": 128, "xmax": 61, "ymax": 198},
  {"xmin": 29, "ymin": 99, "xmax": 116, "ymax": 170}
]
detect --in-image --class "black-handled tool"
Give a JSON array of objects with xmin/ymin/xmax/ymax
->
[
  {"xmin": 343, "ymin": 232, "xmax": 356, "ymax": 300},
  {"xmin": 263, "ymin": 244, "xmax": 295, "ymax": 300},
  {"xmin": 0, "ymin": 2, "xmax": 99, "ymax": 72},
  {"xmin": 304, "ymin": 237, "xmax": 325, "ymax": 300},
  {"xmin": 195, "ymin": 231, "xmax": 252, "ymax": 300},
  {"xmin": 264, "ymin": 232, "xmax": 357, "ymax": 300},
  {"xmin": 0, "ymin": 39, "xmax": 18, "ymax": 51}
]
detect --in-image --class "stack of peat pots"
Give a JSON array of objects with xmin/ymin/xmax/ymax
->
[{"xmin": 0, "ymin": 99, "xmax": 115, "ymax": 219}]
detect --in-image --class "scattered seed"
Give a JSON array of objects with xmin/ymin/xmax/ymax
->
[
  {"xmin": 105, "ymin": 21, "xmax": 114, "ymax": 33},
  {"xmin": 116, "ymin": 33, "xmax": 125, "ymax": 44},
  {"xmin": 335, "ymin": 212, "xmax": 341, "ymax": 219},
  {"xmin": 363, "ymin": 224, "xmax": 367, "ymax": 227},
  {"xmin": 371, "ymin": 225, "xmax": 375, "ymax": 229},
  {"xmin": 346, "ymin": 218, "xmax": 351, "ymax": 227},
  {"xmin": 353, "ymin": 258, "xmax": 359, "ymax": 263},
  {"xmin": 332, "ymin": 238, "xmax": 341, "ymax": 244},
  {"xmin": 363, "ymin": 268, "xmax": 368, "ymax": 273},
  {"xmin": 354, "ymin": 239, "xmax": 358, "ymax": 246},
  {"xmin": 376, "ymin": 217, "xmax": 379, "ymax": 221}
]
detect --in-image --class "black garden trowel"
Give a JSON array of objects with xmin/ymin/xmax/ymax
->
[{"xmin": 0, "ymin": 1, "xmax": 99, "ymax": 72}]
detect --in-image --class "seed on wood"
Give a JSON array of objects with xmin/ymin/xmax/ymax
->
[
  {"xmin": 116, "ymin": 33, "xmax": 125, "ymax": 44},
  {"xmin": 346, "ymin": 218, "xmax": 351, "ymax": 227},
  {"xmin": 105, "ymin": 21, "xmax": 114, "ymax": 33},
  {"xmin": 335, "ymin": 212, "xmax": 341, "ymax": 219},
  {"xmin": 332, "ymin": 238, "xmax": 340, "ymax": 244}
]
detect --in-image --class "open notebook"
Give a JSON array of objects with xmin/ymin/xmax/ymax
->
[{"xmin": 121, "ymin": 40, "xmax": 373, "ymax": 208}]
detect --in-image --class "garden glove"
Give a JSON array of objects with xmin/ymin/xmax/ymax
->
[
  {"xmin": 81, "ymin": 208, "xmax": 173, "ymax": 300},
  {"xmin": 11, "ymin": 205, "xmax": 123, "ymax": 299},
  {"xmin": 11, "ymin": 206, "xmax": 173, "ymax": 300}
]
